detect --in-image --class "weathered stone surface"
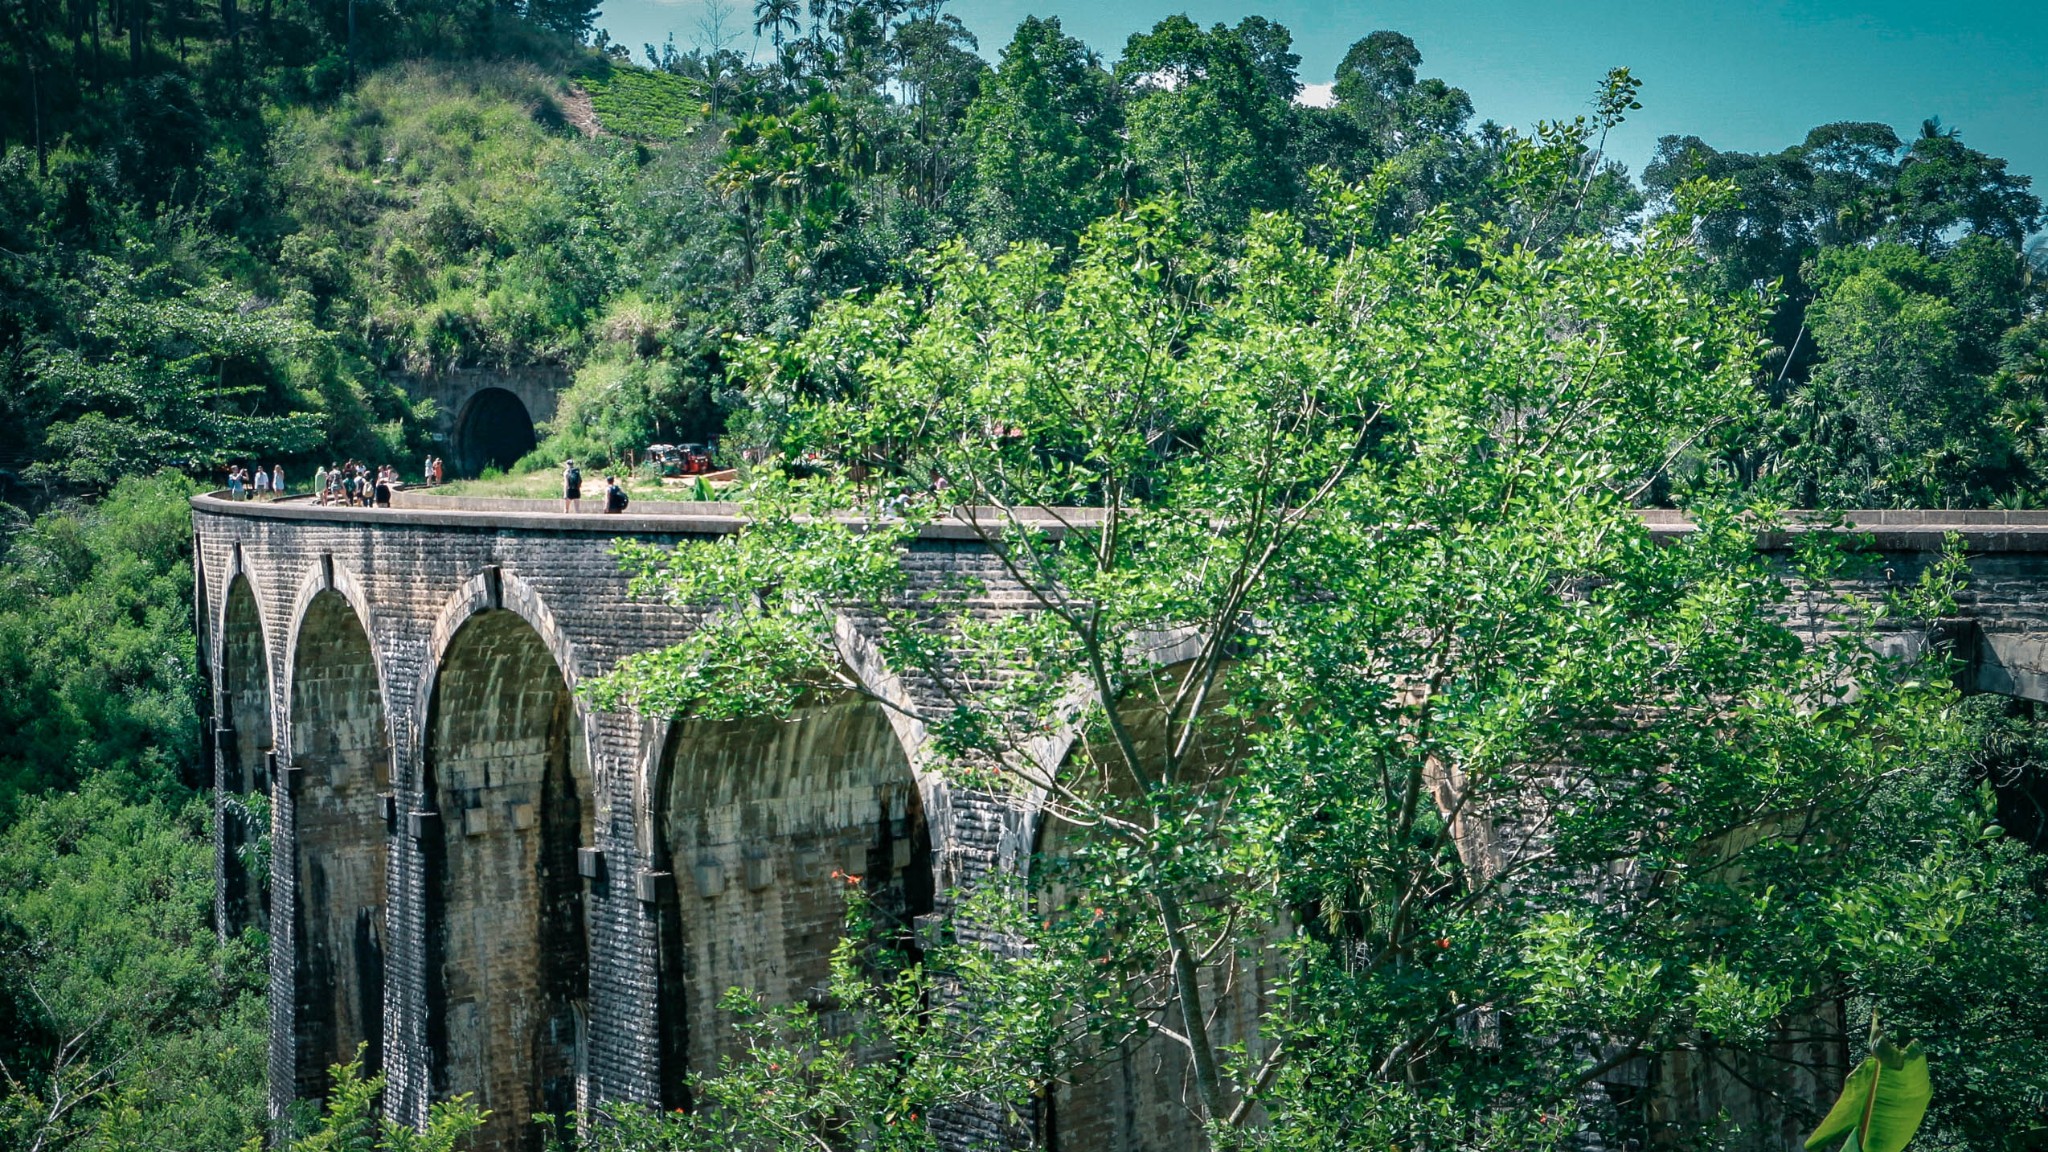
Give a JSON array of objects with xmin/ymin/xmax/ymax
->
[{"xmin": 194, "ymin": 494, "xmax": 2048, "ymax": 1151}]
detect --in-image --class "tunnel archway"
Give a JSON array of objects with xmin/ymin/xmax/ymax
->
[
  {"xmin": 453, "ymin": 387, "xmax": 538, "ymax": 477},
  {"xmin": 1034, "ymin": 665, "xmax": 1263, "ymax": 1152},
  {"xmin": 650, "ymin": 687, "xmax": 932, "ymax": 1106},
  {"xmin": 288, "ymin": 590, "xmax": 390, "ymax": 1103},
  {"xmin": 423, "ymin": 609, "xmax": 592, "ymax": 1152},
  {"xmin": 218, "ymin": 574, "xmax": 273, "ymax": 936}
]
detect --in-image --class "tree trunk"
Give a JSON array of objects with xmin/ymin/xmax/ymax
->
[
  {"xmin": 127, "ymin": 0, "xmax": 142, "ymax": 75},
  {"xmin": 30, "ymin": 55, "xmax": 46, "ymax": 177}
]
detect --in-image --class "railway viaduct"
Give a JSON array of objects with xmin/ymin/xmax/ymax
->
[{"xmin": 192, "ymin": 493, "xmax": 2048, "ymax": 1151}]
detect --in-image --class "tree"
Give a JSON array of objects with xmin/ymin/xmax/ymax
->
[
  {"xmin": 1116, "ymin": 15, "xmax": 1301, "ymax": 235},
  {"xmin": 0, "ymin": 782, "xmax": 266, "ymax": 1152},
  {"xmin": 27, "ymin": 268, "xmax": 330, "ymax": 488},
  {"xmin": 592, "ymin": 180, "xmax": 2009, "ymax": 1147},
  {"xmin": 961, "ymin": 16, "xmax": 1121, "ymax": 248},
  {"xmin": 1893, "ymin": 121, "xmax": 2042, "ymax": 251}
]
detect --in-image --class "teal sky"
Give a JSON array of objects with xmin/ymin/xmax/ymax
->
[{"xmin": 593, "ymin": 0, "xmax": 2048, "ymax": 197}]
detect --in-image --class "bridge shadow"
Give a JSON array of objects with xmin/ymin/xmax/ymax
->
[
  {"xmin": 288, "ymin": 590, "xmax": 390, "ymax": 1102},
  {"xmin": 422, "ymin": 608, "xmax": 592, "ymax": 1152},
  {"xmin": 648, "ymin": 686, "xmax": 933, "ymax": 1109}
]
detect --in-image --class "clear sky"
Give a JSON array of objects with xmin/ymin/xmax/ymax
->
[{"xmin": 592, "ymin": 0, "xmax": 2048, "ymax": 194}]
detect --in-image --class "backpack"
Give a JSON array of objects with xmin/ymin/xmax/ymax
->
[{"xmin": 567, "ymin": 466, "xmax": 581, "ymax": 487}]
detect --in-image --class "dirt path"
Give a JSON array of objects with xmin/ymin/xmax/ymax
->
[{"xmin": 559, "ymin": 83, "xmax": 601, "ymax": 138}]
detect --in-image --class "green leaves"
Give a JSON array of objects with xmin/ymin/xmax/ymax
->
[
  {"xmin": 604, "ymin": 179, "xmax": 2020, "ymax": 1148},
  {"xmin": 581, "ymin": 477, "xmax": 917, "ymax": 721},
  {"xmin": 29, "ymin": 271, "xmax": 329, "ymax": 487},
  {"xmin": 1805, "ymin": 1041, "xmax": 1933, "ymax": 1152}
]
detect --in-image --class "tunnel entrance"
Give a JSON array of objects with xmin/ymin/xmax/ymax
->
[
  {"xmin": 652, "ymin": 689, "xmax": 932, "ymax": 1105},
  {"xmin": 423, "ymin": 610, "xmax": 591, "ymax": 1152},
  {"xmin": 453, "ymin": 387, "xmax": 538, "ymax": 477},
  {"xmin": 289, "ymin": 591, "xmax": 390, "ymax": 1103},
  {"xmin": 219, "ymin": 575, "xmax": 272, "ymax": 937}
]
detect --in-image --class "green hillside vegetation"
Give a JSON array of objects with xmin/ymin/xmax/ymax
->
[
  {"xmin": 277, "ymin": 60, "xmax": 633, "ymax": 372},
  {"xmin": 575, "ymin": 59, "xmax": 706, "ymax": 142}
]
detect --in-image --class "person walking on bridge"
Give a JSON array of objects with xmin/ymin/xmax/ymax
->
[
  {"xmin": 563, "ymin": 459, "xmax": 581, "ymax": 511},
  {"xmin": 270, "ymin": 463, "xmax": 284, "ymax": 498}
]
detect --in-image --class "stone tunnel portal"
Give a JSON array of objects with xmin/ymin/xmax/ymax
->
[
  {"xmin": 652, "ymin": 688, "xmax": 933, "ymax": 1106},
  {"xmin": 453, "ymin": 387, "xmax": 538, "ymax": 478},
  {"xmin": 289, "ymin": 590, "xmax": 391, "ymax": 1101},
  {"xmin": 219, "ymin": 573, "xmax": 272, "ymax": 937},
  {"xmin": 423, "ymin": 609, "xmax": 593, "ymax": 1152}
]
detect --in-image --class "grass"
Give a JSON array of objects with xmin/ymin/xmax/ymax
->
[{"xmin": 572, "ymin": 59, "xmax": 703, "ymax": 142}]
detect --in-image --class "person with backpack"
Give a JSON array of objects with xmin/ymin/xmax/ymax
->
[
  {"xmin": 603, "ymin": 475, "xmax": 628, "ymax": 514},
  {"xmin": 563, "ymin": 459, "xmax": 582, "ymax": 511},
  {"xmin": 373, "ymin": 468, "xmax": 392, "ymax": 508}
]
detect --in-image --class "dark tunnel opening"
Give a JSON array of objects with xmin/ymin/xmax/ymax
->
[{"xmin": 453, "ymin": 388, "xmax": 538, "ymax": 477}]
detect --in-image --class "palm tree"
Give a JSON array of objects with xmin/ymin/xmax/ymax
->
[
  {"xmin": 753, "ymin": 0, "xmax": 798, "ymax": 50},
  {"xmin": 2014, "ymin": 349, "xmax": 2048, "ymax": 394}
]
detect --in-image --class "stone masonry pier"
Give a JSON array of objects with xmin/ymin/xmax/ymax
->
[{"xmin": 192, "ymin": 494, "xmax": 2048, "ymax": 1151}]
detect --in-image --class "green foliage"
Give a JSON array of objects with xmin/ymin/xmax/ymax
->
[
  {"xmin": 0, "ymin": 473, "xmax": 201, "ymax": 814},
  {"xmin": 962, "ymin": 16, "xmax": 1123, "ymax": 249},
  {"xmin": 575, "ymin": 61, "xmax": 704, "ymax": 142},
  {"xmin": 30, "ymin": 270, "xmax": 333, "ymax": 486},
  {"xmin": 284, "ymin": 1053, "xmax": 486, "ymax": 1152},
  {"xmin": 1806, "ymin": 1038, "xmax": 1933, "ymax": 1152},
  {"xmin": 277, "ymin": 60, "xmax": 636, "ymax": 373},
  {"xmin": 1646, "ymin": 120, "xmax": 2043, "ymax": 507},
  {"xmin": 599, "ymin": 186, "xmax": 2022, "ymax": 1147},
  {"xmin": 0, "ymin": 781, "xmax": 266, "ymax": 1152},
  {"xmin": 585, "ymin": 477, "xmax": 918, "ymax": 720},
  {"xmin": 1117, "ymin": 16, "xmax": 1302, "ymax": 236}
]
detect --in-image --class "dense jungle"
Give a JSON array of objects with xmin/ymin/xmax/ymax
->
[{"xmin": 1, "ymin": 0, "xmax": 2046, "ymax": 1148}]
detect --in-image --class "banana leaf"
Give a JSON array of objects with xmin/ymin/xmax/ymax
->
[{"xmin": 1805, "ymin": 1041, "xmax": 1931, "ymax": 1152}]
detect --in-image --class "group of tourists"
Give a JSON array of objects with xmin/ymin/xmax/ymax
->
[
  {"xmin": 225, "ymin": 464, "xmax": 285, "ymax": 499},
  {"xmin": 314, "ymin": 461, "xmax": 397, "ymax": 508},
  {"xmin": 561, "ymin": 459, "xmax": 630, "ymax": 514}
]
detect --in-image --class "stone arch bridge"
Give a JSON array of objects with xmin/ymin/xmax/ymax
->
[{"xmin": 192, "ymin": 494, "xmax": 2048, "ymax": 1151}]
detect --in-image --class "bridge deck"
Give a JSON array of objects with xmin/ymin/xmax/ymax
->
[{"xmin": 195, "ymin": 492, "xmax": 2048, "ymax": 552}]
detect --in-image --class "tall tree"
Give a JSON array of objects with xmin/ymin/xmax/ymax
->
[
  {"xmin": 1116, "ymin": 15, "xmax": 1300, "ymax": 234},
  {"xmin": 961, "ymin": 15, "xmax": 1120, "ymax": 247},
  {"xmin": 593, "ymin": 178, "xmax": 2029, "ymax": 1146}
]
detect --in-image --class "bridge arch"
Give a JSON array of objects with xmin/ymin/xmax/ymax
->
[
  {"xmin": 420, "ymin": 574, "xmax": 594, "ymax": 1152},
  {"xmin": 452, "ymin": 387, "xmax": 539, "ymax": 477},
  {"xmin": 216, "ymin": 561, "xmax": 275, "ymax": 936},
  {"xmin": 644, "ymin": 676, "xmax": 932, "ymax": 1107},
  {"xmin": 1032, "ymin": 656, "xmax": 1266, "ymax": 1152},
  {"xmin": 284, "ymin": 569, "xmax": 393, "ymax": 1103}
]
